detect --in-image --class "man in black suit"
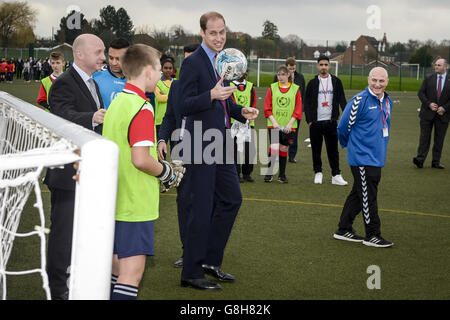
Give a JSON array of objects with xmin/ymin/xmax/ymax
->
[
  {"xmin": 45, "ymin": 33, "xmax": 106, "ymax": 299},
  {"xmin": 413, "ymin": 58, "xmax": 450, "ymax": 169},
  {"xmin": 177, "ymin": 12, "xmax": 258, "ymax": 290},
  {"xmin": 157, "ymin": 43, "xmax": 199, "ymax": 268}
]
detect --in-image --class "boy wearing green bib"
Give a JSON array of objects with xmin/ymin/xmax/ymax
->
[
  {"xmin": 103, "ymin": 44, "xmax": 185, "ymax": 300},
  {"xmin": 264, "ymin": 65, "xmax": 302, "ymax": 183},
  {"xmin": 231, "ymin": 70, "xmax": 257, "ymax": 182},
  {"xmin": 36, "ymin": 52, "xmax": 64, "ymax": 111}
]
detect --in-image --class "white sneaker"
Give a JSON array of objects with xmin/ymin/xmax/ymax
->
[
  {"xmin": 332, "ymin": 174, "xmax": 348, "ymax": 186},
  {"xmin": 314, "ymin": 172, "xmax": 323, "ymax": 184},
  {"xmin": 304, "ymin": 138, "xmax": 311, "ymax": 142}
]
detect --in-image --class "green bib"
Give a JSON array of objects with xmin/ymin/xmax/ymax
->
[
  {"xmin": 155, "ymin": 80, "xmax": 171, "ymax": 126},
  {"xmin": 41, "ymin": 76, "xmax": 53, "ymax": 112},
  {"xmin": 267, "ymin": 83, "xmax": 299, "ymax": 128},
  {"xmin": 231, "ymin": 81, "xmax": 255, "ymax": 127},
  {"xmin": 102, "ymin": 92, "xmax": 159, "ymax": 222}
]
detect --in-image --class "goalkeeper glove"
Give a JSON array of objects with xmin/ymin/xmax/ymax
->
[{"xmin": 157, "ymin": 160, "xmax": 185, "ymax": 192}]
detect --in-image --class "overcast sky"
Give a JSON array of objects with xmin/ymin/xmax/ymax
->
[{"xmin": 28, "ymin": 0, "xmax": 450, "ymax": 44}]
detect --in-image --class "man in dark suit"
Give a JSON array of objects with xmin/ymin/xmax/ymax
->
[
  {"xmin": 177, "ymin": 12, "xmax": 258, "ymax": 290},
  {"xmin": 45, "ymin": 33, "xmax": 106, "ymax": 299},
  {"xmin": 413, "ymin": 58, "xmax": 450, "ymax": 169},
  {"xmin": 157, "ymin": 44, "xmax": 199, "ymax": 269}
]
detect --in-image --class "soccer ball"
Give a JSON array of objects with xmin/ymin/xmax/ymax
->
[{"xmin": 215, "ymin": 48, "xmax": 248, "ymax": 81}]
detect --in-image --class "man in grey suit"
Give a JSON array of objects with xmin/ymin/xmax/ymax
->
[{"xmin": 413, "ymin": 58, "xmax": 450, "ymax": 169}]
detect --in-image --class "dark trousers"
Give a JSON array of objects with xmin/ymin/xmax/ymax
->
[
  {"xmin": 233, "ymin": 129, "xmax": 255, "ymax": 177},
  {"xmin": 309, "ymin": 120, "xmax": 340, "ymax": 175},
  {"xmin": 176, "ymin": 182, "xmax": 187, "ymax": 257},
  {"xmin": 181, "ymin": 163, "xmax": 241, "ymax": 279},
  {"xmin": 288, "ymin": 119, "xmax": 301, "ymax": 160},
  {"xmin": 416, "ymin": 117, "xmax": 449, "ymax": 165},
  {"xmin": 338, "ymin": 166, "xmax": 382, "ymax": 238},
  {"xmin": 47, "ymin": 188, "xmax": 75, "ymax": 299}
]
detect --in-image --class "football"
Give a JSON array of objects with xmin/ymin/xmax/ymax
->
[{"xmin": 215, "ymin": 48, "xmax": 248, "ymax": 81}]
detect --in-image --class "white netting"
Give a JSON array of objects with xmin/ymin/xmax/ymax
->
[{"xmin": 0, "ymin": 99, "xmax": 79, "ymax": 300}]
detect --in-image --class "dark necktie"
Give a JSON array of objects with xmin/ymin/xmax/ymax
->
[
  {"xmin": 437, "ymin": 75, "xmax": 442, "ymax": 101},
  {"xmin": 214, "ymin": 54, "xmax": 230, "ymax": 128}
]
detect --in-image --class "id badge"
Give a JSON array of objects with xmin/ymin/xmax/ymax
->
[
  {"xmin": 322, "ymin": 101, "xmax": 329, "ymax": 107},
  {"xmin": 383, "ymin": 127, "xmax": 389, "ymax": 137}
]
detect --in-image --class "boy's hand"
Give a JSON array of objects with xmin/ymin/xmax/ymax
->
[{"xmin": 159, "ymin": 160, "xmax": 186, "ymax": 192}]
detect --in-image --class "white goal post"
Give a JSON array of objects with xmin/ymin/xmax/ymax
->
[
  {"xmin": 400, "ymin": 63, "xmax": 420, "ymax": 80},
  {"xmin": 0, "ymin": 91, "xmax": 119, "ymax": 300},
  {"xmin": 256, "ymin": 58, "xmax": 339, "ymax": 87}
]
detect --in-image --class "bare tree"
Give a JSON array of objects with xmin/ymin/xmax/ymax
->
[{"xmin": 0, "ymin": 1, "xmax": 37, "ymax": 47}]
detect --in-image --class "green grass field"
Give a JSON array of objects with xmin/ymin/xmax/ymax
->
[
  {"xmin": 1, "ymin": 81, "xmax": 450, "ymax": 300},
  {"xmin": 250, "ymin": 72, "xmax": 422, "ymax": 92}
]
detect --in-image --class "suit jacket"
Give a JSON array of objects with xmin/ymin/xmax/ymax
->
[
  {"xmin": 304, "ymin": 74, "xmax": 347, "ymax": 124},
  {"xmin": 159, "ymin": 79, "xmax": 183, "ymax": 143},
  {"xmin": 178, "ymin": 46, "xmax": 247, "ymax": 163},
  {"xmin": 45, "ymin": 66, "xmax": 104, "ymax": 191},
  {"xmin": 418, "ymin": 73, "xmax": 450, "ymax": 123}
]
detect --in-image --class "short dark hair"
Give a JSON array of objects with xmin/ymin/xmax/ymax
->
[
  {"xmin": 109, "ymin": 38, "xmax": 130, "ymax": 50},
  {"xmin": 317, "ymin": 55, "xmax": 330, "ymax": 63},
  {"xmin": 285, "ymin": 57, "xmax": 296, "ymax": 66},
  {"xmin": 50, "ymin": 51, "xmax": 64, "ymax": 61},
  {"xmin": 200, "ymin": 11, "xmax": 225, "ymax": 31},
  {"xmin": 184, "ymin": 44, "xmax": 200, "ymax": 54}
]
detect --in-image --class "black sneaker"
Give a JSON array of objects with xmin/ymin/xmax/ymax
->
[
  {"xmin": 333, "ymin": 229, "xmax": 364, "ymax": 242},
  {"xmin": 243, "ymin": 175, "xmax": 255, "ymax": 182},
  {"xmin": 264, "ymin": 175, "xmax": 273, "ymax": 183},
  {"xmin": 238, "ymin": 175, "xmax": 244, "ymax": 183},
  {"xmin": 277, "ymin": 175, "xmax": 288, "ymax": 183},
  {"xmin": 363, "ymin": 236, "xmax": 394, "ymax": 248}
]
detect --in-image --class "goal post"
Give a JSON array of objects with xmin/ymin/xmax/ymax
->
[
  {"xmin": 256, "ymin": 58, "xmax": 339, "ymax": 87},
  {"xmin": 400, "ymin": 63, "xmax": 420, "ymax": 80},
  {"xmin": 0, "ymin": 91, "xmax": 119, "ymax": 300}
]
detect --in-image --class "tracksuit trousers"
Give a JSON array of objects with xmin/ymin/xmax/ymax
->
[{"xmin": 337, "ymin": 166, "xmax": 382, "ymax": 238}]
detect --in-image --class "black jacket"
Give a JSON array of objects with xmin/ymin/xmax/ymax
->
[
  {"xmin": 418, "ymin": 73, "xmax": 450, "ymax": 123},
  {"xmin": 45, "ymin": 66, "xmax": 104, "ymax": 191},
  {"xmin": 304, "ymin": 74, "xmax": 347, "ymax": 123}
]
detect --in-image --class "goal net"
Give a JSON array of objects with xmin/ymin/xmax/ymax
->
[
  {"xmin": 0, "ymin": 91, "xmax": 119, "ymax": 300},
  {"xmin": 256, "ymin": 58, "xmax": 339, "ymax": 87}
]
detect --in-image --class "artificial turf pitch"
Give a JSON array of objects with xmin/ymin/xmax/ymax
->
[{"xmin": 1, "ymin": 81, "xmax": 449, "ymax": 300}]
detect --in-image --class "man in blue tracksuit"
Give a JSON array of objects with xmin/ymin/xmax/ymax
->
[{"xmin": 333, "ymin": 67, "xmax": 394, "ymax": 248}]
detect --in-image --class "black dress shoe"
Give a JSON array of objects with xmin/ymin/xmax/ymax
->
[
  {"xmin": 202, "ymin": 264, "xmax": 235, "ymax": 282},
  {"xmin": 173, "ymin": 257, "xmax": 183, "ymax": 268},
  {"xmin": 181, "ymin": 278, "xmax": 222, "ymax": 290},
  {"xmin": 432, "ymin": 163, "xmax": 445, "ymax": 169},
  {"xmin": 413, "ymin": 157, "xmax": 423, "ymax": 168}
]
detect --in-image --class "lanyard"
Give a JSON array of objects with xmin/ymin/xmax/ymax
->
[
  {"xmin": 319, "ymin": 76, "xmax": 329, "ymax": 101},
  {"xmin": 380, "ymin": 98, "xmax": 390, "ymax": 128}
]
